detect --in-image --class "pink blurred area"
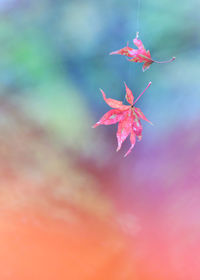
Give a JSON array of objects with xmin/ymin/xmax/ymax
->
[{"xmin": 0, "ymin": 96, "xmax": 200, "ymax": 280}]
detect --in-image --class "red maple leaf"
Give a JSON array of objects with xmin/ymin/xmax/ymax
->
[
  {"xmin": 110, "ymin": 32, "xmax": 175, "ymax": 72},
  {"xmin": 93, "ymin": 82, "xmax": 152, "ymax": 157}
]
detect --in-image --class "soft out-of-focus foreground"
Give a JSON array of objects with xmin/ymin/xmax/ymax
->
[{"xmin": 0, "ymin": 0, "xmax": 200, "ymax": 279}]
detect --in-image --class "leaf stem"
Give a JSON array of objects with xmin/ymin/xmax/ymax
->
[
  {"xmin": 153, "ymin": 56, "xmax": 176, "ymax": 64},
  {"xmin": 133, "ymin": 82, "xmax": 152, "ymax": 105}
]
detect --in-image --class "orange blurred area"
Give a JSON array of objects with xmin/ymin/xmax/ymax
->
[{"xmin": 0, "ymin": 209, "xmax": 136, "ymax": 280}]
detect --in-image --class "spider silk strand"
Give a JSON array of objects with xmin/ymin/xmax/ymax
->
[{"xmin": 136, "ymin": 0, "xmax": 141, "ymax": 33}]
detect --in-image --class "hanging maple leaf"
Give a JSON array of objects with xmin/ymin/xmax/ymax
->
[
  {"xmin": 110, "ymin": 32, "xmax": 175, "ymax": 71},
  {"xmin": 93, "ymin": 82, "xmax": 152, "ymax": 157}
]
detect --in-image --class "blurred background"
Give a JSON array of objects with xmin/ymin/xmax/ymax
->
[{"xmin": 0, "ymin": 0, "xmax": 200, "ymax": 279}]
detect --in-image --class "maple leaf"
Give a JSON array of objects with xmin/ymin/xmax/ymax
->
[
  {"xmin": 93, "ymin": 82, "xmax": 152, "ymax": 157},
  {"xmin": 110, "ymin": 32, "xmax": 175, "ymax": 72}
]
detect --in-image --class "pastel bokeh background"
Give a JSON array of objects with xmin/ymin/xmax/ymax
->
[{"xmin": 0, "ymin": 0, "xmax": 200, "ymax": 279}]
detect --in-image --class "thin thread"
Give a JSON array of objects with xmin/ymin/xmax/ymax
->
[
  {"xmin": 136, "ymin": 0, "xmax": 141, "ymax": 33},
  {"xmin": 124, "ymin": 0, "xmax": 141, "ymax": 103}
]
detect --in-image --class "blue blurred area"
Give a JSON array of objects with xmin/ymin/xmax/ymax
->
[{"xmin": 0, "ymin": 0, "xmax": 199, "ymax": 159}]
